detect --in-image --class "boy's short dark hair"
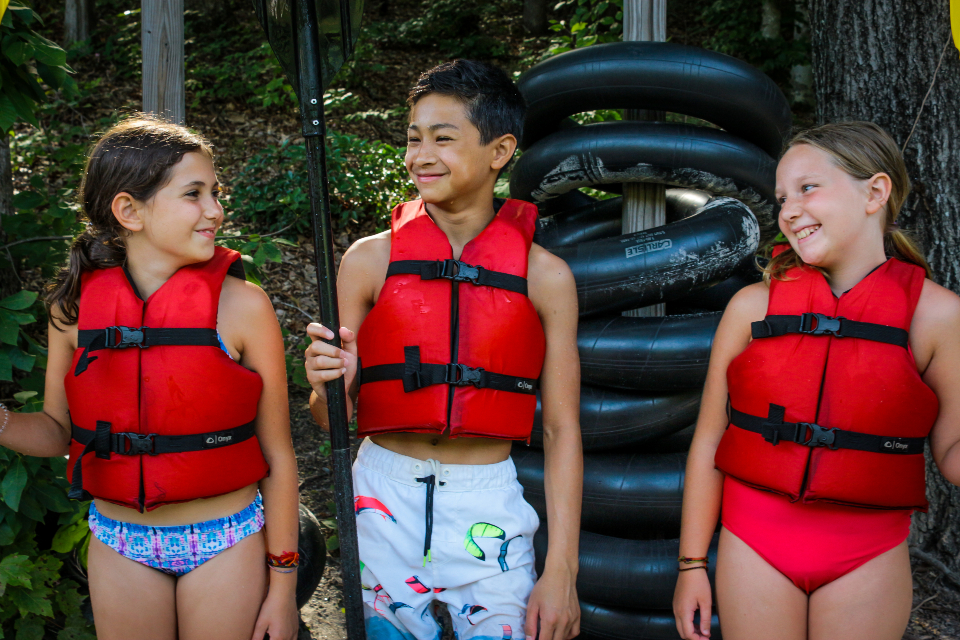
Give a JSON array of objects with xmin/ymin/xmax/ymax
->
[{"xmin": 408, "ymin": 60, "xmax": 525, "ymax": 146}]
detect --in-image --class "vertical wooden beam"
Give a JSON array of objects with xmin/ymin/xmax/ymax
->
[
  {"xmin": 64, "ymin": 0, "xmax": 96, "ymax": 47},
  {"xmin": 142, "ymin": 0, "xmax": 185, "ymax": 125},
  {"xmin": 622, "ymin": 0, "xmax": 667, "ymax": 317}
]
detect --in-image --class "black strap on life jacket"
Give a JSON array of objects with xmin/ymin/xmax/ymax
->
[
  {"xmin": 358, "ymin": 346, "xmax": 538, "ymax": 395},
  {"xmin": 74, "ymin": 326, "xmax": 221, "ymax": 376},
  {"xmin": 386, "ymin": 259, "xmax": 528, "ymax": 296},
  {"xmin": 751, "ymin": 313, "xmax": 908, "ymax": 348},
  {"xmin": 729, "ymin": 404, "xmax": 925, "ymax": 455},
  {"xmin": 68, "ymin": 419, "xmax": 257, "ymax": 501}
]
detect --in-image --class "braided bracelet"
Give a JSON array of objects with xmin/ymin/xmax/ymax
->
[
  {"xmin": 267, "ymin": 551, "xmax": 300, "ymax": 569},
  {"xmin": 0, "ymin": 403, "xmax": 10, "ymax": 438},
  {"xmin": 678, "ymin": 555, "xmax": 708, "ymax": 564},
  {"xmin": 679, "ymin": 565, "xmax": 708, "ymax": 572}
]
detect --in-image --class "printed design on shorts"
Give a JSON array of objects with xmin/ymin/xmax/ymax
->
[
  {"xmin": 359, "ymin": 560, "xmax": 372, "ymax": 590},
  {"xmin": 464, "ymin": 522, "xmax": 506, "ymax": 561},
  {"xmin": 456, "ymin": 604, "xmax": 488, "ymax": 626},
  {"xmin": 389, "ymin": 602, "xmax": 413, "ymax": 614},
  {"xmin": 406, "ymin": 575, "xmax": 447, "ymax": 594},
  {"xmin": 501, "ymin": 624, "xmax": 513, "ymax": 639},
  {"xmin": 497, "ymin": 535, "xmax": 522, "ymax": 572},
  {"xmin": 355, "ymin": 496, "xmax": 397, "ymax": 523},
  {"xmin": 405, "ymin": 575, "xmax": 430, "ymax": 594},
  {"xmin": 371, "ymin": 583, "xmax": 399, "ymax": 616}
]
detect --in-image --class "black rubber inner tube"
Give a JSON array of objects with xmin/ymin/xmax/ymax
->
[
  {"xmin": 668, "ymin": 262, "xmax": 761, "ymax": 313},
  {"xmin": 510, "ymin": 121, "xmax": 777, "ymax": 225},
  {"xmin": 534, "ymin": 188, "xmax": 711, "ymax": 249},
  {"xmin": 579, "ymin": 313, "xmax": 721, "ymax": 391},
  {"xmin": 513, "ymin": 446, "xmax": 685, "ymax": 539},
  {"xmin": 552, "ymin": 198, "xmax": 759, "ymax": 316},
  {"xmin": 297, "ymin": 504, "xmax": 327, "ymax": 609},
  {"xmin": 534, "ymin": 528, "xmax": 718, "ymax": 610},
  {"xmin": 530, "ymin": 385, "xmax": 699, "ymax": 451},
  {"xmin": 579, "ymin": 601, "xmax": 722, "ymax": 640},
  {"xmin": 518, "ymin": 41, "xmax": 791, "ymax": 158}
]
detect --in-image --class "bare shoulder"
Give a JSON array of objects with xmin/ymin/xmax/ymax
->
[
  {"xmin": 913, "ymin": 278, "xmax": 960, "ymax": 335},
  {"xmin": 220, "ymin": 275, "xmax": 275, "ymax": 320},
  {"xmin": 725, "ymin": 280, "xmax": 769, "ymax": 323},
  {"xmin": 47, "ymin": 302, "xmax": 78, "ymax": 350},
  {"xmin": 342, "ymin": 230, "xmax": 391, "ymax": 272},
  {"xmin": 527, "ymin": 243, "xmax": 577, "ymax": 314}
]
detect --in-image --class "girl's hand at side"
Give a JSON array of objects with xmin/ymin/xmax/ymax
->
[
  {"xmin": 305, "ymin": 323, "xmax": 357, "ymax": 429},
  {"xmin": 251, "ymin": 585, "xmax": 299, "ymax": 640},
  {"xmin": 673, "ymin": 568, "xmax": 713, "ymax": 639}
]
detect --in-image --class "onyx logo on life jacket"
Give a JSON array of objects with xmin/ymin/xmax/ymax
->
[
  {"xmin": 356, "ymin": 199, "xmax": 546, "ymax": 441},
  {"xmin": 715, "ymin": 258, "xmax": 939, "ymax": 512}
]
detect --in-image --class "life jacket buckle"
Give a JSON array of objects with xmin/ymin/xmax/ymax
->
[
  {"xmin": 105, "ymin": 326, "xmax": 148, "ymax": 349},
  {"xmin": 445, "ymin": 363, "xmax": 483, "ymax": 387},
  {"xmin": 441, "ymin": 260, "xmax": 481, "ymax": 285},
  {"xmin": 796, "ymin": 422, "xmax": 838, "ymax": 449},
  {"xmin": 114, "ymin": 432, "xmax": 158, "ymax": 455},
  {"xmin": 799, "ymin": 313, "xmax": 843, "ymax": 337}
]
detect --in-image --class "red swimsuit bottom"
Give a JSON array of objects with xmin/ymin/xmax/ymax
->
[{"xmin": 721, "ymin": 477, "xmax": 911, "ymax": 594}]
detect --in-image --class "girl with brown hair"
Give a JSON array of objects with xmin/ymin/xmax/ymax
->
[
  {"xmin": 0, "ymin": 116, "xmax": 300, "ymax": 640},
  {"xmin": 673, "ymin": 121, "xmax": 960, "ymax": 640}
]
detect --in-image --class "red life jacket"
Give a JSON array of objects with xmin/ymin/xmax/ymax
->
[
  {"xmin": 64, "ymin": 247, "xmax": 269, "ymax": 512},
  {"xmin": 356, "ymin": 199, "xmax": 546, "ymax": 440},
  {"xmin": 714, "ymin": 256, "xmax": 938, "ymax": 511}
]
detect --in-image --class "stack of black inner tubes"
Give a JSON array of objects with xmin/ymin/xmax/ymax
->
[{"xmin": 508, "ymin": 42, "xmax": 791, "ymax": 640}]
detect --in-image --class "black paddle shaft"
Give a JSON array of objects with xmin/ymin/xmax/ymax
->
[{"xmin": 291, "ymin": 1, "xmax": 365, "ymax": 638}]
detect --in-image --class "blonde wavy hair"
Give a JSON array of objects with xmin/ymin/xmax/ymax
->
[{"xmin": 763, "ymin": 121, "xmax": 930, "ymax": 283}]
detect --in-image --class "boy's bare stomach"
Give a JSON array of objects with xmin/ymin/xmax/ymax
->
[
  {"xmin": 370, "ymin": 432, "xmax": 513, "ymax": 465},
  {"xmin": 93, "ymin": 483, "xmax": 260, "ymax": 526}
]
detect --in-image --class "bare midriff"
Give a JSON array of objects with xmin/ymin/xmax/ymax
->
[
  {"xmin": 93, "ymin": 482, "xmax": 260, "ymax": 526},
  {"xmin": 369, "ymin": 432, "xmax": 513, "ymax": 465}
]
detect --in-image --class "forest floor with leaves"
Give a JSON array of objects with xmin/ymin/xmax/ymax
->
[{"xmin": 11, "ymin": 0, "xmax": 960, "ymax": 637}]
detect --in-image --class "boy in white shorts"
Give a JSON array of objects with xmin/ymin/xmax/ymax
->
[{"xmin": 306, "ymin": 60, "xmax": 582, "ymax": 640}]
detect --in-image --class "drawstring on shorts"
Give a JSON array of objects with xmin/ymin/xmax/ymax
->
[{"xmin": 416, "ymin": 459, "xmax": 445, "ymax": 565}]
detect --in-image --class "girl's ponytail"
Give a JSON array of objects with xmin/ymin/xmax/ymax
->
[
  {"xmin": 764, "ymin": 121, "xmax": 931, "ymax": 283},
  {"xmin": 45, "ymin": 114, "xmax": 214, "ymax": 326}
]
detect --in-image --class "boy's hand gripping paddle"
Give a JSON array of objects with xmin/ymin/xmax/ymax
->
[{"xmin": 253, "ymin": 1, "xmax": 366, "ymax": 637}]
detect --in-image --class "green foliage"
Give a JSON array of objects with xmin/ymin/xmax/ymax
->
[
  {"xmin": 544, "ymin": 0, "xmax": 623, "ymax": 59},
  {"xmin": 367, "ymin": 0, "xmax": 513, "ymax": 59},
  {"xmin": 228, "ymin": 130, "xmax": 412, "ymax": 236},
  {"xmin": 700, "ymin": 0, "xmax": 809, "ymax": 81},
  {"xmin": 0, "ymin": 2, "xmax": 77, "ymax": 130}
]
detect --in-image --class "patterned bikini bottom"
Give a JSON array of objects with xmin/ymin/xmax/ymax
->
[{"xmin": 87, "ymin": 493, "xmax": 264, "ymax": 576}]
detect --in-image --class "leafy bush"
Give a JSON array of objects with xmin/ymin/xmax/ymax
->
[
  {"xmin": 228, "ymin": 130, "xmax": 412, "ymax": 235},
  {"xmin": 543, "ymin": 0, "xmax": 623, "ymax": 58}
]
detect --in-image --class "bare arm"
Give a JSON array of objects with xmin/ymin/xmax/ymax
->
[
  {"xmin": 219, "ymin": 279, "xmax": 299, "ymax": 640},
  {"xmin": 525, "ymin": 244, "xmax": 582, "ymax": 640},
  {"xmin": 0, "ymin": 309, "xmax": 76, "ymax": 457},
  {"xmin": 674, "ymin": 281, "xmax": 767, "ymax": 640},
  {"xmin": 306, "ymin": 232, "xmax": 388, "ymax": 429},
  {"xmin": 913, "ymin": 280, "xmax": 960, "ymax": 486}
]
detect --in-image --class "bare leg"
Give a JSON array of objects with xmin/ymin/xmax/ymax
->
[
  {"xmin": 715, "ymin": 528, "xmax": 808, "ymax": 640},
  {"xmin": 175, "ymin": 530, "xmax": 268, "ymax": 640},
  {"xmin": 808, "ymin": 541, "xmax": 911, "ymax": 640},
  {"xmin": 87, "ymin": 536, "xmax": 178, "ymax": 640}
]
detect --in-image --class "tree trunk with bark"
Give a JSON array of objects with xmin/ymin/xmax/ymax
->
[
  {"xmin": 0, "ymin": 131, "xmax": 18, "ymax": 298},
  {"xmin": 522, "ymin": 0, "xmax": 548, "ymax": 36},
  {"xmin": 64, "ymin": 0, "xmax": 96, "ymax": 47},
  {"xmin": 810, "ymin": 0, "xmax": 960, "ymax": 576}
]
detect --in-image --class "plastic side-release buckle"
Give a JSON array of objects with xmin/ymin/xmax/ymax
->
[
  {"xmin": 799, "ymin": 313, "xmax": 843, "ymax": 337},
  {"xmin": 795, "ymin": 422, "xmax": 838, "ymax": 449},
  {"xmin": 445, "ymin": 363, "xmax": 483, "ymax": 387},
  {"xmin": 114, "ymin": 432, "xmax": 158, "ymax": 455},
  {"xmin": 104, "ymin": 326, "xmax": 148, "ymax": 348},
  {"xmin": 440, "ymin": 259, "xmax": 481, "ymax": 285}
]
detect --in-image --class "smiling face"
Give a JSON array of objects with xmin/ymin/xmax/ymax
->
[
  {"xmin": 775, "ymin": 143, "xmax": 889, "ymax": 270},
  {"xmin": 121, "ymin": 151, "xmax": 224, "ymax": 268},
  {"xmin": 404, "ymin": 93, "xmax": 515, "ymax": 211}
]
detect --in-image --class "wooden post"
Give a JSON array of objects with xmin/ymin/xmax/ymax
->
[
  {"xmin": 622, "ymin": 0, "xmax": 667, "ymax": 317},
  {"xmin": 64, "ymin": 0, "xmax": 96, "ymax": 47},
  {"xmin": 141, "ymin": 0, "xmax": 185, "ymax": 125}
]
